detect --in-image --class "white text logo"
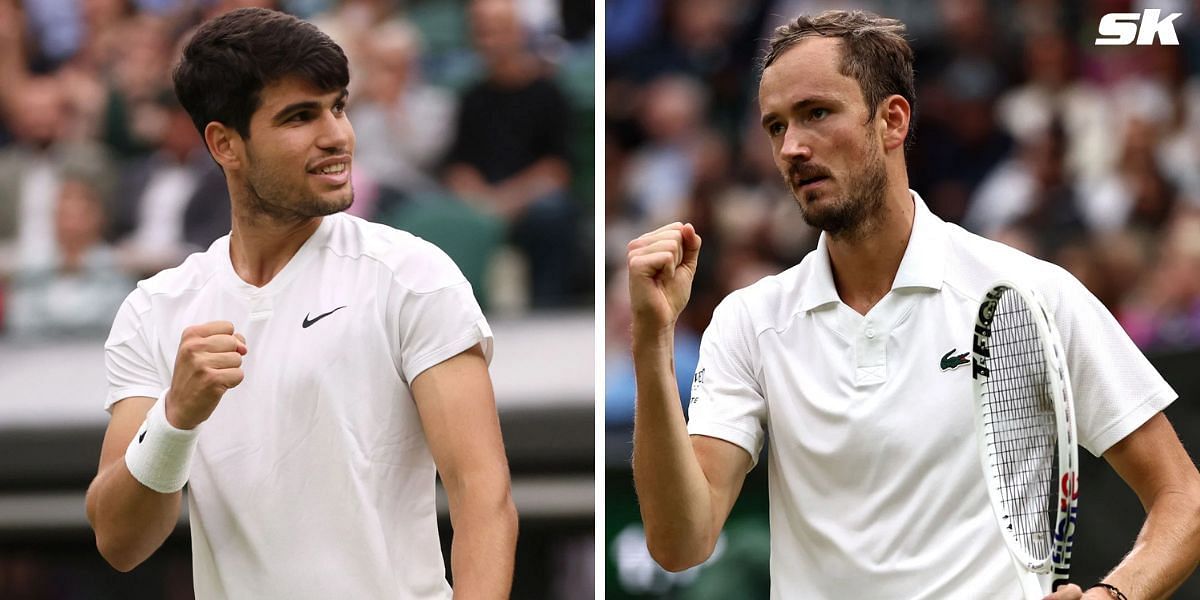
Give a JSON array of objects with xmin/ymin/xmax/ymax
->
[{"xmin": 1095, "ymin": 9, "xmax": 1182, "ymax": 45}]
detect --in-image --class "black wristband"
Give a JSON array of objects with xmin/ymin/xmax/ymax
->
[{"xmin": 1092, "ymin": 582, "xmax": 1128, "ymax": 600}]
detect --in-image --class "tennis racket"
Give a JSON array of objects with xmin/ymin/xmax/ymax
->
[{"xmin": 971, "ymin": 281, "xmax": 1079, "ymax": 598}]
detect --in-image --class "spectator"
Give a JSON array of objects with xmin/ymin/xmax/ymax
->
[
  {"xmin": 5, "ymin": 177, "xmax": 132, "ymax": 338},
  {"xmin": 622, "ymin": 75, "xmax": 708, "ymax": 229},
  {"xmin": 1119, "ymin": 210, "xmax": 1200, "ymax": 350},
  {"xmin": 444, "ymin": 0, "xmax": 574, "ymax": 308},
  {"xmin": 98, "ymin": 13, "xmax": 176, "ymax": 157},
  {"xmin": 967, "ymin": 121, "xmax": 1088, "ymax": 257},
  {"xmin": 352, "ymin": 20, "xmax": 457, "ymax": 213},
  {"xmin": 995, "ymin": 30, "xmax": 1112, "ymax": 184},
  {"xmin": 0, "ymin": 75, "xmax": 114, "ymax": 274},
  {"xmin": 110, "ymin": 91, "xmax": 227, "ymax": 276},
  {"xmin": 1080, "ymin": 117, "xmax": 1179, "ymax": 235}
]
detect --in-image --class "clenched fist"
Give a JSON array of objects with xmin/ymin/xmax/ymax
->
[
  {"xmin": 627, "ymin": 222, "xmax": 702, "ymax": 335},
  {"xmin": 166, "ymin": 321, "xmax": 247, "ymax": 430}
]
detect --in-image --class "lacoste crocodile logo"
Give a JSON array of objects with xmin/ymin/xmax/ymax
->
[{"xmin": 941, "ymin": 349, "xmax": 969, "ymax": 371}]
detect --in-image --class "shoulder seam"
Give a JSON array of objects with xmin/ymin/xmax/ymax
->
[{"xmin": 320, "ymin": 233, "xmax": 467, "ymax": 297}]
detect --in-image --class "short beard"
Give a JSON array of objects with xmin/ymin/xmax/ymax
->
[
  {"xmin": 793, "ymin": 136, "xmax": 888, "ymax": 242},
  {"xmin": 242, "ymin": 148, "xmax": 354, "ymax": 225}
]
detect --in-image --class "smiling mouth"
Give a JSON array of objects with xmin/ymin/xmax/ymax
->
[
  {"xmin": 313, "ymin": 164, "xmax": 346, "ymax": 175},
  {"xmin": 309, "ymin": 162, "xmax": 349, "ymax": 175}
]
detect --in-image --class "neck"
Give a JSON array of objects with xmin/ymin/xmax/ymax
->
[
  {"xmin": 825, "ymin": 182, "xmax": 915, "ymax": 315},
  {"xmin": 228, "ymin": 203, "xmax": 322, "ymax": 288}
]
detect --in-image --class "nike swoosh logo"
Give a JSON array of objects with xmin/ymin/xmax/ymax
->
[
  {"xmin": 139, "ymin": 430, "xmax": 147, "ymax": 443},
  {"xmin": 302, "ymin": 305, "xmax": 347, "ymax": 328}
]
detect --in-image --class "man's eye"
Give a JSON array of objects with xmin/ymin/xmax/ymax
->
[
  {"xmin": 333, "ymin": 102, "xmax": 346, "ymax": 115},
  {"xmin": 811, "ymin": 108, "xmax": 829, "ymax": 120},
  {"xmin": 288, "ymin": 112, "xmax": 310, "ymax": 122},
  {"xmin": 768, "ymin": 122, "xmax": 785, "ymax": 136}
]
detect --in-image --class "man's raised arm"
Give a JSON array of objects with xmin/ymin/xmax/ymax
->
[
  {"xmin": 628, "ymin": 222, "xmax": 751, "ymax": 572},
  {"xmin": 87, "ymin": 321, "xmax": 246, "ymax": 571}
]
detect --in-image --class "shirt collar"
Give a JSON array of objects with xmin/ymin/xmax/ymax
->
[{"xmin": 798, "ymin": 189, "xmax": 947, "ymax": 313}]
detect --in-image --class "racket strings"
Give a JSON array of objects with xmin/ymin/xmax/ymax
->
[{"xmin": 981, "ymin": 292, "xmax": 1058, "ymax": 561}]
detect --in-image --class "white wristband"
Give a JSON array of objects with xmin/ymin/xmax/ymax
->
[{"xmin": 124, "ymin": 391, "xmax": 200, "ymax": 493}]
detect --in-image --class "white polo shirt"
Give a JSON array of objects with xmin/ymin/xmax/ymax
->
[
  {"xmin": 686, "ymin": 191, "xmax": 1176, "ymax": 599},
  {"xmin": 104, "ymin": 212, "xmax": 492, "ymax": 599}
]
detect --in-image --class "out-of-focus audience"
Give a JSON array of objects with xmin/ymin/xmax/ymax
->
[
  {"xmin": 0, "ymin": 74, "xmax": 114, "ymax": 273},
  {"xmin": 6, "ymin": 176, "xmax": 132, "ymax": 338},
  {"xmin": 110, "ymin": 91, "xmax": 228, "ymax": 275},
  {"xmin": 605, "ymin": 0, "xmax": 1200, "ymax": 427},
  {"xmin": 0, "ymin": 0, "xmax": 594, "ymax": 338},
  {"xmin": 443, "ymin": 0, "xmax": 576, "ymax": 308},
  {"xmin": 351, "ymin": 20, "xmax": 456, "ymax": 211}
]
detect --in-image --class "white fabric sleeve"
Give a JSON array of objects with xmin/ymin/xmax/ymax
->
[
  {"xmin": 104, "ymin": 289, "xmax": 167, "ymax": 412},
  {"xmin": 391, "ymin": 249, "xmax": 493, "ymax": 384},
  {"xmin": 686, "ymin": 294, "xmax": 767, "ymax": 468},
  {"xmin": 1050, "ymin": 271, "xmax": 1177, "ymax": 456}
]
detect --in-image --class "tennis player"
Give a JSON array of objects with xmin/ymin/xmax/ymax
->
[
  {"xmin": 628, "ymin": 10, "xmax": 1200, "ymax": 599},
  {"xmin": 84, "ymin": 8, "xmax": 516, "ymax": 598}
]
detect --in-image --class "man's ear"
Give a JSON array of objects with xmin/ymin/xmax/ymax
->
[
  {"xmin": 879, "ymin": 94, "xmax": 911, "ymax": 152},
  {"xmin": 204, "ymin": 122, "xmax": 244, "ymax": 170}
]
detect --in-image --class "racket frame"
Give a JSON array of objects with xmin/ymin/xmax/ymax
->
[{"xmin": 971, "ymin": 281, "xmax": 1079, "ymax": 590}]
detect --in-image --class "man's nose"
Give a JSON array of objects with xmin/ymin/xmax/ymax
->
[
  {"xmin": 780, "ymin": 127, "xmax": 813, "ymax": 163},
  {"xmin": 316, "ymin": 112, "xmax": 353, "ymax": 153}
]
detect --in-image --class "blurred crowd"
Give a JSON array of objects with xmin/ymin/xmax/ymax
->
[
  {"xmin": 606, "ymin": 0, "xmax": 1200, "ymax": 426},
  {"xmin": 0, "ymin": 0, "xmax": 595, "ymax": 342}
]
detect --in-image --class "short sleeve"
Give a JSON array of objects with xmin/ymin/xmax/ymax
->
[
  {"xmin": 686, "ymin": 294, "xmax": 767, "ymax": 468},
  {"xmin": 1050, "ymin": 272, "xmax": 1177, "ymax": 456},
  {"xmin": 391, "ymin": 250, "xmax": 492, "ymax": 384},
  {"xmin": 104, "ymin": 289, "xmax": 166, "ymax": 412}
]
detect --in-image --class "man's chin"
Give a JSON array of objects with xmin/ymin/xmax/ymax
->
[
  {"xmin": 312, "ymin": 189, "xmax": 354, "ymax": 216},
  {"xmin": 795, "ymin": 195, "xmax": 848, "ymax": 232}
]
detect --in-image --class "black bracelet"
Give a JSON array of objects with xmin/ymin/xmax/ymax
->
[{"xmin": 1092, "ymin": 582, "xmax": 1128, "ymax": 600}]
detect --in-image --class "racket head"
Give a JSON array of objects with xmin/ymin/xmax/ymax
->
[{"xmin": 971, "ymin": 281, "xmax": 1078, "ymax": 583}]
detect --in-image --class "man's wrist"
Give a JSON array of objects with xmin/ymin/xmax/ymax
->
[
  {"xmin": 631, "ymin": 321, "xmax": 676, "ymax": 353},
  {"xmin": 1088, "ymin": 583, "xmax": 1128, "ymax": 600},
  {"xmin": 163, "ymin": 390, "xmax": 199, "ymax": 430},
  {"xmin": 125, "ymin": 391, "xmax": 201, "ymax": 494}
]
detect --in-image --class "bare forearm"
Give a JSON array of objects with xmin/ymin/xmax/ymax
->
[
  {"xmin": 631, "ymin": 326, "xmax": 717, "ymax": 570},
  {"xmin": 1097, "ymin": 488, "xmax": 1200, "ymax": 599},
  {"xmin": 447, "ymin": 480, "xmax": 518, "ymax": 598},
  {"xmin": 493, "ymin": 158, "xmax": 570, "ymax": 205},
  {"xmin": 444, "ymin": 164, "xmax": 492, "ymax": 202},
  {"xmin": 85, "ymin": 461, "xmax": 182, "ymax": 571}
]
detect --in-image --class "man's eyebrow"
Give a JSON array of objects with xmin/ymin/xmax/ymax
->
[{"xmin": 271, "ymin": 89, "xmax": 350, "ymax": 124}]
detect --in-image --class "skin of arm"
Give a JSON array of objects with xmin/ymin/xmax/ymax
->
[
  {"xmin": 85, "ymin": 396, "xmax": 182, "ymax": 572},
  {"xmin": 1045, "ymin": 413, "xmax": 1200, "ymax": 600},
  {"xmin": 412, "ymin": 344, "xmax": 518, "ymax": 598},
  {"xmin": 86, "ymin": 321, "xmax": 246, "ymax": 571},
  {"xmin": 444, "ymin": 158, "xmax": 570, "ymax": 220},
  {"xmin": 627, "ymin": 222, "xmax": 753, "ymax": 572}
]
